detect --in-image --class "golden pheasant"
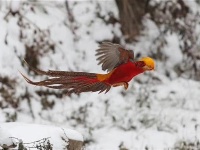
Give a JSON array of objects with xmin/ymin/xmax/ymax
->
[{"xmin": 20, "ymin": 42, "xmax": 155, "ymax": 95}]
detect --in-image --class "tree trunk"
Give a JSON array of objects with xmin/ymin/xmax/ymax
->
[{"xmin": 115, "ymin": 0, "xmax": 147, "ymax": 42}]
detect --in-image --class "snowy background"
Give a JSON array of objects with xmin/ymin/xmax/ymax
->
[{"xmin": 0, "ymin": 0, "xmax": 200, "ymax": 149}]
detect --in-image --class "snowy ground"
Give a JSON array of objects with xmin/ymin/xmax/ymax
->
[
  {"xmin": 0, "ymin": 0, "xmax": 200, "ymax": 150},
  {"xmin": 0, "ymin": 122, "xmax": 83, "ymax": 149}
]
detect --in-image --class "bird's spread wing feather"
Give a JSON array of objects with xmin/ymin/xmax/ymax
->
[{"xmin": 96, "ymin": 42, "xmax": 134, "ymax": 72}]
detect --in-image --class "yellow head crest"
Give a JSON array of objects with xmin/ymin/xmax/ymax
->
[{"xmin": 140, "ymin": 57, "xmax": 155, "ymax": 71}]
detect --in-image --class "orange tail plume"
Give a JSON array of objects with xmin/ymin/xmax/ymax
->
[{"xmin": 20, "ymin": 61, "xmax": 111, "ymax": 95}]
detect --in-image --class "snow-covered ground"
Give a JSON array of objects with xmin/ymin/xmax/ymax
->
[
  {"xmin": 0, "ymin": 122, "xmax": 83, "ymax": 149},
  {"xmin": 0, "ymin": 0, "xmax": 200, "ymax": 150}
]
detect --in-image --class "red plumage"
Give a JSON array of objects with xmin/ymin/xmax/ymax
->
[{"xmin": 105, "ymin": 61, "xmax": 144, "ymax": 85}]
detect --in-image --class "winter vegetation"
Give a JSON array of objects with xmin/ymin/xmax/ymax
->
[{"xmin": 0, "ymin": 0, "xmax": 200, "ymax": 149}]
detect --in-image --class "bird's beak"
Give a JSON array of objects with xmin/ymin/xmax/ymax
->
[{"xmin": 142, "ymin": 65, "xmax": 155, "ymax": 71}]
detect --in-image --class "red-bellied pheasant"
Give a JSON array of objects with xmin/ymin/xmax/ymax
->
[{"xmin": 20, "ymin": 42, "xmax": 155, "ymax": 95}]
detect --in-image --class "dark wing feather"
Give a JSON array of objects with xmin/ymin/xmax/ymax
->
[{"xmin": 96, "ymin": 42, "xmax": 134, "ymax": 72}]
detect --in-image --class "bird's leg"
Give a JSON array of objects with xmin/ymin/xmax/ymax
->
[
  {"xmin": 112, "ymin": 82, "xmax": 129, "ymax": 90},
  {"xmin": 123, "ymin": 82, "xmax": 129, "ymax": 90}
]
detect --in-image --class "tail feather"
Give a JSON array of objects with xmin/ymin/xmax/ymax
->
[
  {"xmin": 20, "ymin": 61, "xmax": 111, "ymax": 95},
  {"xmin": 23, "ymin": 59, "xmax": 96, "ymax": 78}
]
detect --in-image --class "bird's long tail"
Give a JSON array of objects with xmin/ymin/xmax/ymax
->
[{"xmin": 20, "ymin": 62, "xmax": 111, "ymax": 95}]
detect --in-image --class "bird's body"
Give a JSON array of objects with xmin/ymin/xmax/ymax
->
[
  {"xmin": 103, "ymin": 61, "xmax": 144, "ymax": 84},
  {"xmin": 20, "ymin": 42, "xmax": 155, "ymax": 95}
]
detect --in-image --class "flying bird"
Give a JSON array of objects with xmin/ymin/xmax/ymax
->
[{"xmin": 20, "ymin": 42, "xmax": 155, "ymax": 95}]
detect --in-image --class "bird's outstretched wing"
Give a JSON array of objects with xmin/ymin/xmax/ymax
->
[{"xmin": 96, "ymin": 42, "xmax": 134, "ymax": 72}]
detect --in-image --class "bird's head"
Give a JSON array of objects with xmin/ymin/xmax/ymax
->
[{"xmin": 139, "ymin": 57, "xmax": 155, "ymax": 71}]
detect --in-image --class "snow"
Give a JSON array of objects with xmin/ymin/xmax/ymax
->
[
  {"xmin": 10, "ymin": 1, "xmax": 21, "ymax": 13},
  {"xmin": 0, "ymin": 0, "xmax": 200, "ymax": 150},
  {"xmin": 183, "ymin": 0, "xmax": 200, "ymax": 13},
  {"xmin": 0, "ymin": 127, "xmax": 17, "ymax": 148},
  {"xmin": 163, "ymin": 33, "xmax": 183, "ymax": 68},
  {"xmin": 0, "ymin": 122, "xmax": 83, "ymax": 149}
]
